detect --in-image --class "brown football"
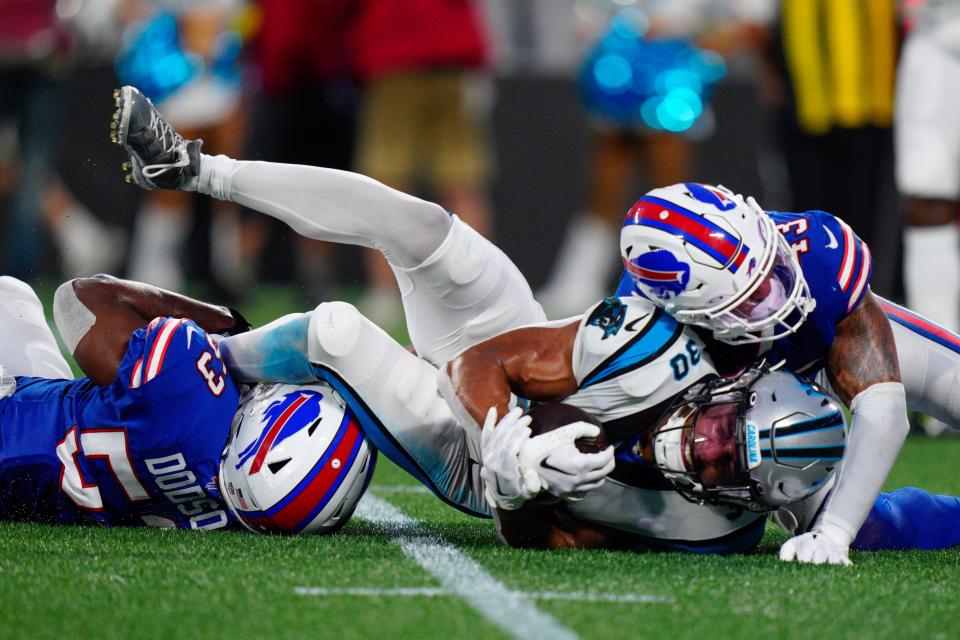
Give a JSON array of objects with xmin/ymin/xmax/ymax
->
[{"xmin": 526, "ymin": 403, "xmax": 608, "ymax": 453}]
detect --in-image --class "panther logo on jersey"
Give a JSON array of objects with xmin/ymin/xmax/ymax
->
[
  {"xmin": 236, "ymin": 390, "xmax": 325, "ymax": 474},
  {"xmin": 623, "ymin": 249, "xmax": 691, "ymax": 300},
  {"xmin": 587, "ymin": 297, "xmax": 627, "ymax": 339}
]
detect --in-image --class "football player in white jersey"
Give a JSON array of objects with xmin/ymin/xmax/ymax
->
[
  {"xmin": 109, "ymin": 84, "xmax": 790, "ymax": 543},
  {"xmin": 111, "ymin": 85, "xmax": 960, "ymax": 556}
]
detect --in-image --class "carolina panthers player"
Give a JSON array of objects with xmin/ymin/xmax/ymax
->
[
  {"xmin": 612, "ymin": 182, "xmax": 960, "ymax": 565},
  {"xmin": 111, "ymin": 84, "xmax": 960, "ymax": 556},
  {"xmin": 110, "ymin": 84, "xmax": 612, "ymax": 520},
  {"xmin": 112, "ymin": 82, "xmax": 795, "ymax": 547}
]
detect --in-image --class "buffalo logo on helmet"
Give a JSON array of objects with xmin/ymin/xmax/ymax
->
[
  {"xmin": 236, "ymin": 390, "xmax": 325, "ymax": 474},
  {"xmin": 623, "ymin": 249, "xmax": 691, "ymax": 300},
  {"xmin": 685, "ymin": 182, "xmax": 736, "ymax": 211}
]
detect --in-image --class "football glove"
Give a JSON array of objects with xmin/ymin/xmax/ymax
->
[
  {"xmin": 519, "ymin": 421, "xmax": 615, "ymax": 501},
  {"xmin": 480, "ymin": 407, "xmax": 541, "ymax": 511},
  {"xmin": 779, "ymin": 523, "xmax": 852, "ymax": 566}
]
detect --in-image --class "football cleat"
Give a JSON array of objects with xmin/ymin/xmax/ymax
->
[{"xmin": 111, "ymin": 85, "xmax": 202, "ymax": 190}]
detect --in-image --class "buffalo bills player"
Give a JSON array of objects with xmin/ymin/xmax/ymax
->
[
  {"xmin": 59, "ymin": 274, "xmax": 378, "ymax": 535},
  {"xmin": 612, "ymin": 182, "xmax": 960, "ymax": 565},
  {"xmin": 1, "ymin": 270, "xmax": 375, "ymax": 533},
  {"xmin": 0, "ymin": 275, "xmax": 247, "ymax": 528}
]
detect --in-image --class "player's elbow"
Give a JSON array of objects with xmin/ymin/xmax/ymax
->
[{"xmin": 64, "ymin": 274, "xmax": 121, "ymax": 306}]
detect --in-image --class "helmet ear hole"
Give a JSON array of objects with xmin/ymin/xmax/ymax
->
[{"xmin": 268, "ymin": 458, "xmax": 291, "ymax": 474}]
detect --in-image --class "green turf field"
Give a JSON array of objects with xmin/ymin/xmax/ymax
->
[
  {"xmin": 3, "ymin": 284, "xmax": 958, "ymax": 640},
  {"xmin": 1, "ymin": 439, "xmax": 959, "ymax": 640}
]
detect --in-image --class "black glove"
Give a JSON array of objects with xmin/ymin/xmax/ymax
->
[{"xmin": 221, "ymin": 307, "xmax": 253, "ymax": 336}]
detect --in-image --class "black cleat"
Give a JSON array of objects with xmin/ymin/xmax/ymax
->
[{"xmin": 111, "ymin": 86, "xmax": 202, "ymax": 190}]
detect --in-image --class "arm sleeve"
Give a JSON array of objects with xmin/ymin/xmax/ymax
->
[
  {"xmin": 217, "ymin": 313, "xmax": 316, "ymax": 384},
  {"xmin": 813, "ymin": 382, "xmax": 910, "ymax": 547}
]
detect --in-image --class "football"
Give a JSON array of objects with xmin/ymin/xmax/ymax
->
[{"xmin": 526, "ymin": 403, "xmax": 608, "ymax": 453}]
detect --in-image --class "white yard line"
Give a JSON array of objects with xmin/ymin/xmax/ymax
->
[
  {"xmin": 370, "ymin": 485, "xmax": 433, "ymax": 495},
  {"xmin": 294, "ymin": 586, "xmax": 671, "ymax": 604},
  {"xmin": 353, "ymin": 494, "xmax": 580, "ymax": 640}
]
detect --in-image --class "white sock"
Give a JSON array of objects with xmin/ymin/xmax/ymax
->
[
  {"xmin": 128, "ymin": 202, "xmax": 189, "ymax": 290},
  {"xmin": 198, "ymin": 153, "xmax": 239, "ymax": 201},
  {"xmin": 197, "ymin": 154, "xmax": 451, "ymax": 269},
  {"xmin": 905, "ymin": 224, "xmax": 960, "ymax": 331}
]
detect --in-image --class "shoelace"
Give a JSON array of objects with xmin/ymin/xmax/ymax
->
[{"xmin": 141, "ymin": 109, "xmax": 190, "ymax": 178}]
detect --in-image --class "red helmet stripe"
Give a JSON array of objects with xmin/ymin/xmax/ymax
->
[
  {"xmin": 623, "ymin": 258, "xmax": 682, "ymax": 282},
  {"xmin": 626, "ymin": 198, "xmax": 747, "ymax": 271},
  {"xmin": 248, "ymin": 394, "xmax": 310, "ymax": 475}
]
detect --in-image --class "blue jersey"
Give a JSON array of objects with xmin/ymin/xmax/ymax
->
[
  {"xmin": 616, "ymin": 209, "xmax": 873, "ymax": 376},
  {"xmin": 0, "ymin": 317, "xmax": 240, "ymax": 529}
]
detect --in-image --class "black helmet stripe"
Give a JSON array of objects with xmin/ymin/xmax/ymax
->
[
  {"xmin": 770, "ymin": 445, "xmax": 845, "ymax": 460},
  {"xmin": 757, "ymin": 411, "xmax": 845, "ymax": 440}
]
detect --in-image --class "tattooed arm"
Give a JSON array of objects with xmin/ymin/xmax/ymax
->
[
  {"xmin": 826, "ymin": 291, "xmax": 902, "ymax": 402},
  {"xmin": 781, "ymin": 290, "xmax": 910, "ymax": 565}
]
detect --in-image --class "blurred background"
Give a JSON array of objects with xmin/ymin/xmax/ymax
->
[{"xmin": 1, "ymin": 1, "xmax": 954, "ymax": 372}]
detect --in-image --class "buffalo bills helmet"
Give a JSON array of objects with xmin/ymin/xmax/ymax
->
[
  {"xmin": 620, "ymin": 183, "xmax": 816, "ymax": 344},
  {"xmin": 651, "ymin": 365, "xmax": 846, "ymax": 511},
  {"xmin": 219, "ymin": 382, "xmax": 376, "ymax": 534}
]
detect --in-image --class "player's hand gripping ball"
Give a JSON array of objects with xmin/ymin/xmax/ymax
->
[{"xmin": 522, "ymin": 403, "xmax": 615, "ymax": 503}]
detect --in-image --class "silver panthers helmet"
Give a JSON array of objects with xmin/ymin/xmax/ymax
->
[{"xmin": 652, "ymin": 365, "xmax": 846, "ymax": 511}]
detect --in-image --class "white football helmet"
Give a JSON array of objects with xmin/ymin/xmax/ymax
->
[
  {"xmin": 219, "ymin": 382, "xmax": 377, "ymax": 534},
  {"xmin": 651, "ymin": 365, "xmax": 846, "ymax": 512},
  {"xmin": 620, "ymin": 182, "xmax": 815, "ymax": 344}
]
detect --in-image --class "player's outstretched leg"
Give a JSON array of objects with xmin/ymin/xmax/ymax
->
[
  {"xmin": 111, "ymin": 85, "xmax": 202, "ymax": 190},
  {"xmin": 111, "ymin": 85, "xmax": 545, "ymax": 364}
]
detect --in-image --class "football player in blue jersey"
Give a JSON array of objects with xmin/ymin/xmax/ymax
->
[
  {"xmin": 48, "ymin": 274, "xmax": 376, "ymax": 534},
  {"xmin": 0, "ymin": 274, "xmax": 248, "ymax": 529},
  {"xmin": 611, "ymin": 182, "xmax": 960, "ymax": 565},
  {"xmin": 0, "ymin": 265, "xmax": 378, "ymax": 533}
]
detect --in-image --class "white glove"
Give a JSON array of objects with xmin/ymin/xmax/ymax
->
[
  {"xmin": 519, "ymin": 421, "xmax": 616, "ymax": 501},
  {"xmin": 479, "ymin": 408, "xmax": 541, "ymax": 511},
  {"xmin": 779, "ymin": 524, "xmax": 852, "ymax": 566}
]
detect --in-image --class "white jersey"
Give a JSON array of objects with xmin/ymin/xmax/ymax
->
[
  {"xmin": 565, "ymin": 296, "xmax": 715, "ymax": 425},
  {"xmin": 563, "ymin": 297, "xmax": 764, "ymax": 549}
]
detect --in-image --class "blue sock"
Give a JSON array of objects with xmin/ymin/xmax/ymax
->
[{"xmin": 853, "ymin": 487, "xmax": 960, "ymax": 551}]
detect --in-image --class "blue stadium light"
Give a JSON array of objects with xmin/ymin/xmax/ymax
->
[
  {"xmin": 594, "ymin": 54, "xmax": 634, "ymax": 93},
  {"xmin": 579, "ymin": 9, "xmax": 726, "ymax": 131}
]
